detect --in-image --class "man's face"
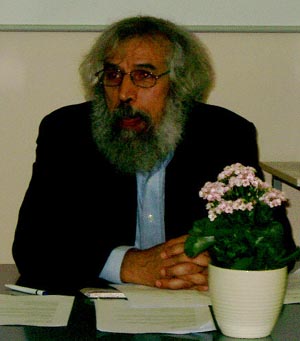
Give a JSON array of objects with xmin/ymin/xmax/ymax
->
[
  {"xmin": 103, "ymin": 36, "xmax": 171, "ymax": 131},
  {"xmin": 91, "ymin": 35, "xmax": 184, "ymax": 174}
]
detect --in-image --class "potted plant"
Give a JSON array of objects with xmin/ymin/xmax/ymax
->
[{"xmin": 185, "ymin": 163, "xmax": 300, "ymax": 338}]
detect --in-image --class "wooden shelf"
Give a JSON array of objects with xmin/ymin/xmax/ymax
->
[{"xmin": 260, "ymin": 162, "xmax": 300, "ymax": 189}]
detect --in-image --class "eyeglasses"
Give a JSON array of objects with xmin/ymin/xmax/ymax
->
[{"xmin": 95, "ymin": 69, "xmax": 170, "ymax": 88}]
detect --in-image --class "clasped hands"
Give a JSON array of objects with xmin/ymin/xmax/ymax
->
[{"xmin": 121, "ymin": 235, "xmax": 210, "ymax": 291}]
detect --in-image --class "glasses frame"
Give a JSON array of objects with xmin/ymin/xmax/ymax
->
[{"xmin": 95, "ymin": 69, "xmax": 170, "ymax": 88}]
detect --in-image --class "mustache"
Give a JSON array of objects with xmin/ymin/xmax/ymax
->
[{"xmin": 112, "ymin": 104, "xmax": 152, "ymax": 124}]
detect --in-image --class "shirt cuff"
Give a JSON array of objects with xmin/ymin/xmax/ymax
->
[{"xmin": 99, "ymin": 246, "xmax": 133, "ymax": 284}]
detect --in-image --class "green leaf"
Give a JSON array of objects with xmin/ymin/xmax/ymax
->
[
  {"xmin": 231, "ymin": 257, "xmax": 254, "ymax": 270},
  {"xmin": 276, "ymin": 247, "xmax": 300, "ymax": 268},
  {"xmin": 184, "ymin": 235, "xmax": 215, "ymax": 257}
]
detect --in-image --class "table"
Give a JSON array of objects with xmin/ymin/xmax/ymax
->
[
  {"xmin": 1, "ymin": 264, "xmax": 300, "ymax": 340},
  {"xmin": 260, "ymin": 161, "xmax": 300, "ymax": 190}
]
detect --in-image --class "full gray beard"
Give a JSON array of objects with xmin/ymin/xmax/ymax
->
[{"xmin": 91, "ymin": 92, "xmax": 185, "ymax": 174}]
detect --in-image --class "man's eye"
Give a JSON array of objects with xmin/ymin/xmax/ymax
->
[
  {"xmin": 105, "ymin": 70, "xmax": 121, "ymax": 80},
  {"xmin": 134, "ymin": 70, "xmax": 152, "ymax": 80}
]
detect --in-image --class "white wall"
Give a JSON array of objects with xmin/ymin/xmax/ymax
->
[
  {"xmin": 1, "ymin": 0, "xmax": 300, "ymax": 27},
  {"xmin": 1, "ymin": 30, "xmax": 300, "ymax": 263}
]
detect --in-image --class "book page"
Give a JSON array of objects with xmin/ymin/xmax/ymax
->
[
  {"xmin": 112, "ymin": 284, "xmax": 211, "ymax": 307},
  {"xmin": 284, "ymin": 266, "xmax": 300, "ymax": 304},
  {"xmin": 0, "ymin": 295, "xmax": 74, "ymax": 326},
  {"xmin": 95, "ymin": 298, "xmax": 215, "ymax": 334}
]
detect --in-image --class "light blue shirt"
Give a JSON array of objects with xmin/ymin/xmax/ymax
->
[{"xmin": 100, "ymin": 153, "xmax": 173, "ymax": 283}]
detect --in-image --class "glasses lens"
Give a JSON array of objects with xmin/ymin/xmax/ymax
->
[
  {"xmin": 132, "ymin": 70, "xmax": 155, "ymax": 88},
  {"xmin": 101, "ymin": 69, "xmax": 157, "ymax": 88},
  {"xmin": 103, "ymin": 70, "xmax": 122, "ymax": 86}
]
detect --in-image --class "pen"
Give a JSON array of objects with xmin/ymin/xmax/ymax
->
[{"xmin": 5, "ymin": 284, "xmax": 48, "ymax": 296}]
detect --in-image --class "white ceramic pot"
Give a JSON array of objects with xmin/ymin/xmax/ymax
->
[{"xmin": 209, "ymin": 264, "xmax": 288, "ymax": 338}]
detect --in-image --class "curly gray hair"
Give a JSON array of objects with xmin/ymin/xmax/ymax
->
[{"xmin": 79, "ymin": 16, "xmax": 215, "ymax": 103}]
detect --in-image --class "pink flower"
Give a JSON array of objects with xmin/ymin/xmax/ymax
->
[
  {"xmin": 260, "ymin": 189, "xmax": 287, "ymax": 208},
  {"xmin": 199, "ymin": 181, "xmax": 229, "ymax": 202},
  {"xmin": 232, "ymin": 199, "xmax": 254, "ymax": 211},
  {"xmin": 199, "ymin": 163, "xmax": 288, "ymax": 221},
  {"xmin": 217, "ymin": 163, "xmax": 256, "ymax": 182}
]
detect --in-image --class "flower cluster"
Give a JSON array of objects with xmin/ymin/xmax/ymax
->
[
  {"xmin": 200, "ymin": 163, "xmax": 287, "ymax": 221},
  {"xmin": 185, "ymin": 163, "xmax": 300, "ymax": 270}
]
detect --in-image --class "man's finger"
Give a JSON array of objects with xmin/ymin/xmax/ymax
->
[
  {"xmin": 178, "ymin": 272, "xmax": 208, "ymax": 286},
  {"xmin": 161, "ymin": 262, "xmax": 202, "ymax": 277},
  {"xmin": 186, "ymin": 252, "xmax": 211, "ymax": 266},
  {"xmin": 161, "ymin": 242, "xmax": 185, "ymax": 259},
  {"xmin": 155, "ymin": 278, "xmax": 193, "ymax": 290},
  {"xmin": 161, "ymin": 235, "xmax": 188, "ymax": 259}
]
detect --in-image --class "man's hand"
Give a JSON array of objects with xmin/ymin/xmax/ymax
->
[
  {"xmin": 120, "ymin": 235, "xmax": 210, "ymax": 291},
  {"xmin": 157, "ymin": 235, "xmax": 210, "ymax": 291}
]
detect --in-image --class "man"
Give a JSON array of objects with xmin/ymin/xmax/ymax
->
[{"xmin": 12, "ymin": 16, "xmax": 296, "ymax": 292}]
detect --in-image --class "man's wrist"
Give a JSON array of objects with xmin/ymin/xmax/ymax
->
[
  {"xmin": 100, "ymin": 246, "xmax": 133, "ymax": 283},
  {"xmin": 120, "ymin": 247, "xmax": 160, "ymax": 286}
]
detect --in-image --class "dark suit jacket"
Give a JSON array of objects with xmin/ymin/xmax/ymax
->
[{"xmin": 13, "ymin": 101, "xmax": 296, "ymax": 291}]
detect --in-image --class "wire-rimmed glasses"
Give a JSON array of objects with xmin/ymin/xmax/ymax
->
[{"xmin": 95, "ymin": 69, "xmax": 170, "ymax": 88}]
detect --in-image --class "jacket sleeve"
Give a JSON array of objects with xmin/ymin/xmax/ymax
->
[{"xmin": 12, "ymin": 105, "xmax": 136, "ymax": 292}]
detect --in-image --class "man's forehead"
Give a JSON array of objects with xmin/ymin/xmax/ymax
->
[{"xmin": 104, "ymin": 36, "xmax": 172, "ymax": 65}]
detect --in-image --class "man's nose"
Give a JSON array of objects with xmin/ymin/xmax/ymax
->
[{"xmin": 118, "ymin": 74, "xmax": 137, "ymax": 103}]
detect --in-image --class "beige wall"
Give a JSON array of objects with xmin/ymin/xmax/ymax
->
[{"xmin": 1, "ymin": 31, "xmax": 300, "ymax": 263}]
